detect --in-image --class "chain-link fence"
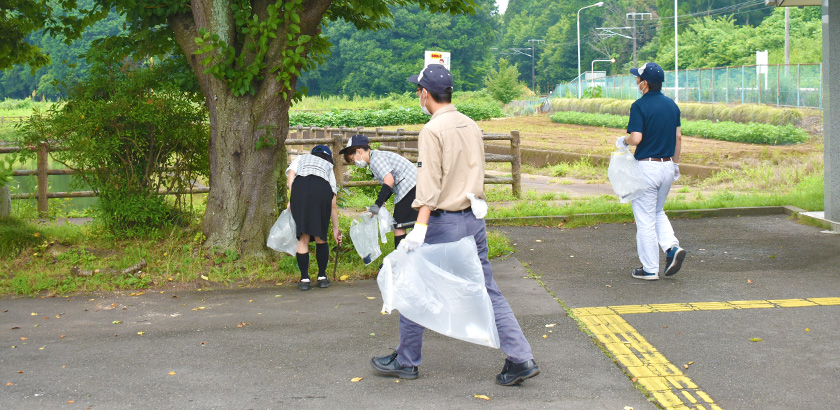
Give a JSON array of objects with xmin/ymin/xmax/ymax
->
[{"xmin": 554, "ymin": 64, "xmax": 822, "ymax": 109}]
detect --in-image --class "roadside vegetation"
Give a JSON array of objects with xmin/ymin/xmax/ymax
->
[{"xmin": 549, "ymin": 111, "xmax": 810, "ymax": 145}]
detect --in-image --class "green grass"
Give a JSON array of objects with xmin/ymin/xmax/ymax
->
[
  {"xmin": 548, "ymin": 98, "xmax": 807, "ymax": 126},
  {"xmin": 549, "ymin": 111, "xmax": 810, "ymax": 145}
]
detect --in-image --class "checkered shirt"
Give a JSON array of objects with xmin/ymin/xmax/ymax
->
[
  {"xmin": 369, "ymin": 150, "xmax": 417, "ymax": 203},
  {"xmin": 287, "ymin": 154, "xmax": 337, "ymax": 193}
]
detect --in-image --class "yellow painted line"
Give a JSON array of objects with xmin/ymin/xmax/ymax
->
[
  {"xmin": 570, "ymin": 297, "xmax": 839, "ymax": 409},
  {"xmin": 571, "ymin": 297, "xmax": 840, "ymax": 317},
  {"xmin": 809, "ymin": 297, "xmax": 840, "ymax": 305}
]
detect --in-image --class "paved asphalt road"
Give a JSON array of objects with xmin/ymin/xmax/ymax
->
[{"xmin": 2, "ymin": 214, "xmax": 839, "ymax": 409}]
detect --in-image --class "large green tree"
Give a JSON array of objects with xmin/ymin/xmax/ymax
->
[
  {"xmin": 297, "ymin": 0, "xmax": 497, "ymax": 96},
  {"xmin": 26, "ymin": 0, "xmax": 476, "ymax": 255}
]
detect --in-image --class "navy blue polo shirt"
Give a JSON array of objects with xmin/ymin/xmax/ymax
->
[{"xmin": 626, "ymin": 90, "xmax": 681, "ymax": 160}]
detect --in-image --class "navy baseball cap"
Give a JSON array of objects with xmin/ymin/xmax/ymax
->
[
  {"xmin": 407, "ymin": 64, "xmax": 453, "ymax": 94},
  {"xmin": 630, "ymin": 62, "xmax": 665, "ymax": 84},
  {"xmin": 311, "ymin": 145, "xmax": 332, "ymax": 157},
  {"xmin": 338, "ymin": 134, "xmax": 369, "ymax": 155}
]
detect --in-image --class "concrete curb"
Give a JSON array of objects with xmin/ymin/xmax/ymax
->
[{"xmin": 486, "ymin": 205, "xmax": 811, "ymax": 227}]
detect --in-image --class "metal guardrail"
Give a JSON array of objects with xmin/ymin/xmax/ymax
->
[{"xmin": 3, "ymin": 126, "xmax": 522, "ymax": 217}]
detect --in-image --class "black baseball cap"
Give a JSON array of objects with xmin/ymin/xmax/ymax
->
[
  {"xmin": 338, "ymin": 134, "xmax": 370, "ymax": 155},
  {"xmin": 407, "ymin": 64, "xmax": 453, "ymax": 94},
  {"xmin": 630, "ymin": 62, "xmax": 665, "ymax": 84}
]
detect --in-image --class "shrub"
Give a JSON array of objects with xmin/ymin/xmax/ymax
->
[
  {"xmin": 549, "ymin": 111, "xmax": 810, "ymax": 145},
  {"xmin": 17, "ymin": 59, "xmax": 209, "ymax": 237},
  {"xmin": 485, "ymin": 58, "xmax": 525, "ymax": 104},
  {"xmin": 289, "ymin": 103, "xmax": 502, "ymax": 127},
  {"xmin": 0, "ymin": 217, "xmax": 44, "ymax": 258},
  {"xmin": 548, "ymin": 98, "xmax": 806, "ymax": 126}
]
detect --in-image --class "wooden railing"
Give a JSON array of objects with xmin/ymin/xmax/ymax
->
[
  {"xmin": 284, "ymin": 125, "xmax": 521, "ymax": 196},
  {"xmin": 1, "ymin": 126, "xmax": 521, "ymax": 217}
]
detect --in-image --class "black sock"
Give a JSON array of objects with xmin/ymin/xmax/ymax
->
[
  {"xmin": 296, "ymin": 252, "xmax": 309, "ymax": 280},
  {"xmin": 394, "ymin": 234, "xmax": 406, "ymax": 249},
  {"xmin": 315, "ymin": 242, "xmax": 329, "ymax": 278}
]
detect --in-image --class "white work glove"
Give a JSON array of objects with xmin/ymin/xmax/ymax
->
[
  {"xmin": 466, "ymin": 193, "xmax": 488, "ymax": 219},
  {"xmin": 673, "ymin": 163, "xmax": 680, "ymax": 182},
  {"xmin": 615, "ymin": 136, "xmax": 629, "ymax": 149},
  {"xmin": 398, "ymin": 223, "xmax": 427, "ymax": 252},
  {"xmin": 367, "ymin": 204, "xmax": 381, "ymax": 215}
]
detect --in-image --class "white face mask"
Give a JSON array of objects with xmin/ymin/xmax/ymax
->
[
  {"xmin": 354, "ymin": 151, "xmax": 367, "ymax": 168},
  {"xmin": 420, "ymin": 90, "xmax": 431, "ymax": 115}
]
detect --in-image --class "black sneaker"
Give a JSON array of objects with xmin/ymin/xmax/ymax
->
[
  {"xmin": 370, "ymin": 351, "xmax": 419, "ymax": 379},
  {"xmin": 298, "ymin": 278, "xmax": 310, "ymax": 291},
  {"xmin": 664, "ymin": 246, "xmax": 686, "ymax": 276},
  {"xmin": 632, "ymin": 267, "xmax": 659, "ymax": 281},
  {"xmin": 317, "ymin": 276, "xmax": 330, "ymax": 288},
  {"xmin": 495, "ymin": 358, "xmax": 540, "ymax": 386}
]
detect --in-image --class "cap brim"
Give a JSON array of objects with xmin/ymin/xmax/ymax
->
[
  {"xmin": 338, "ymin": 146, "xmax": 353, "ymax": 155},
  {"xmin": 407, "ymin": 74, "xmax": 420, "ymax": 85},
  {"xmin": 630, "ymin": 68, "xmax": 641, "ymax": 77}
]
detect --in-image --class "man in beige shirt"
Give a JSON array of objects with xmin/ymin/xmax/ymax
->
[{"xmin": 370, "ymin": 64, "xmax": 540, "ymax": 386}]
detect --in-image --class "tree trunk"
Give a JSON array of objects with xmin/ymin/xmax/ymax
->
[
  {"xmin": 200, "ymin": 93, "xmax": 287, "ymax": 256},
  {"xmin": 167, "ymin": 0, "xmax": 331, "ymax": 256}
]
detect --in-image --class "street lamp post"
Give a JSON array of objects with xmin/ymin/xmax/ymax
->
[
  {"xmin": 577, "ymin": 1, "xmax": 604, "ymax": 98},
  {"xmin": 590, "ymin": 58, "xmax": 616, "ymax": 88}
]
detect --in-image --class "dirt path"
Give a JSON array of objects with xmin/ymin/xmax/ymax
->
[{"xmin": 387, "ymin": 114, "xmax": 821, "ymax": 168}]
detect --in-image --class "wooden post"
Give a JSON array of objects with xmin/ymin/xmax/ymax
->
[
  {"xmin": 510, "ymin": 130, "xmax": 521, "ymax": 198},
  {"xmin": 331, "ymin": 132, "xmax": 345, "ymax": 189},
  {"xmin": 37, "ymin": 143, "xmax": 49, "ymax": 218}
]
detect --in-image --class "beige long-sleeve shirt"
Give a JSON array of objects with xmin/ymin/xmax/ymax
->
[{"xmin": 412, "ymin": 104, "xmax": 486, "ymax": 212}]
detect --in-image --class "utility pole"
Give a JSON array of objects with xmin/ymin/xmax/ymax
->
[
  {"xmin": 784, "ymin": 7, "xmax": 790, "ymax": 72},
  {"xmin": 527, "ymin": 39, "xmax": 545, "ymax": 93},
  {"xmin": 626, "ymin": 12, "xmax": 651, "ymax": 68}
]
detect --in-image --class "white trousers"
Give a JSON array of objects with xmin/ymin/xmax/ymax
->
[{"xmin": 631, "ymin": 161, "xmax": 680, "ymax": 274}]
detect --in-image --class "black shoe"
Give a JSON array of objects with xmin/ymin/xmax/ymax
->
[
  {"xmin": 664, "ymin": 246, "xmax": 686, "ymax": 276},
  {"xmin": 298, "ymin": 279, "xmax": 310, "ymax": 291},
  {"xmin": 370, "ymin": 351, "xmax": 419, "ymax": 379},
  {"xmin": 317, "ymin": 276, "xmax": 330, "ymax": 288},
  {"xmin": 495, "ymin": 358, "xmax": 540, "ymax": 386}
]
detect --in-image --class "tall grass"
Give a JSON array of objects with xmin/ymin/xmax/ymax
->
[{"xmin": 548, "ymin": 98, "xmax": 807, "ymax": 126}]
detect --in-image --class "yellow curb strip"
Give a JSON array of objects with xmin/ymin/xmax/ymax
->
[{"xmin": 570, "ymin": 298, "xmax": 839, "ymax": 410}]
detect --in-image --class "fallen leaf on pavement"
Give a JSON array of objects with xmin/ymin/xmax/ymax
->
[
  {"xmin": 750, "ymin": 338, "xmax": 762, "ymax": 342},
  {"xmin": 168, "ymin": 371, "xmax": 176, "ymax": 376},
  {"xmin": 6, "ymin": 382, "xmax": 13, "ymax": 386},
  {"xmin": 366, "ymin": 296, "xmax": 376, "ymax": 300},
  {"xmin": 20, "ymin": 337, "xmax": 27, "ymax": 341},
  {"xmin": 31, "ymin": 313, "xmax": 38, "ymax": 316},
  {"xmin": 351, "ymin": 377, "xmax": 363, "ymax": 382},
  {"xmin": 806, "ymin": 328, "xmax": 810, "ymax": 332},
  {"xmin": 18, "ymin": 371, "xmax": 23, "ymax": 374},
  {"xmin": 137, "ymin": 332, "xmax": 145, "ymax": 335},
  {"xmin": 542, "ymin": 335, "xmax": 547, "ymax": 339},
  {"xmin": 112, "ymin": 321, "xmax": 122, "ymax": 324},
  {"xmin": 545, "ymin": 324, "xmax": 556, "ymax": 328},
  {"xmin": 474, "ymin": 394, "xmax": 490, "ymax": 401},
  {"xmin": 192, "ymin": 307, "xmax": 206, "ymax": 311},
  {"xmin": 200, "ymin": 275, "xmax": 209, "ymax": 280},
  {"xmin": 236, "ymin": 322, "xmax": 251, "ymax": 328}
]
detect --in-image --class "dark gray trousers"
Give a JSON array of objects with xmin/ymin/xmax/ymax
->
[{"xmin": 395, "ymin": 209, "xmax": 534, "ymax": 367}]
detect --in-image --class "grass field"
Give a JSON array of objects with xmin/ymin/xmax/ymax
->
[{"xmin": 1, "ymin": 102, "xmax": 825, "ymax": 296}]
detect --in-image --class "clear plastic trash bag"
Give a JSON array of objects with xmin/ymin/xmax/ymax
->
[
  {"xmin": 378, "ymin": 236, "xmax": 500, "ymax": 349},
  {"xmin": 608, "ymin": 145, "xmax": 646, "ymax": 203},
  {"xmin": 350, "ymin": 215, "xmax": 382, "ymax": 265},
  {"xmin": 266, "ymin": 209, "xmax": 298, "ymax": 256},
  {"xmin": 377, "ymin": 207, "xmax": 394, "ymax": 244}
]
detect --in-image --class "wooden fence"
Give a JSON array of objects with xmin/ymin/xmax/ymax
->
[{"xmin": 1, "ymin": 126, "xmax": 521, "ymax": 217}]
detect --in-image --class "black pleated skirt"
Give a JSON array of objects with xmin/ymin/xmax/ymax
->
[{"xmin": 290, "ymin": 175, "xmax": 334, "ymax": 241}]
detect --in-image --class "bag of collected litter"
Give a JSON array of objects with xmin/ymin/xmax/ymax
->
[
  {"xmin": 377, "ymin": 207, "xmax": 394, "ymax": 244},
  {"xmin": 608, "ymin": 145, "xmax": 646, "ymax": 203},
  {"xmin": 378, "ymin": 236, "xmax": 500, "ymax": 348},
  {"xmin": 350, "ymin": 215, "xmax": 382, "ymax": 265},
  {"xmin": 266, "ymin": 209, "xmax": 298, "ymax": 256}
]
